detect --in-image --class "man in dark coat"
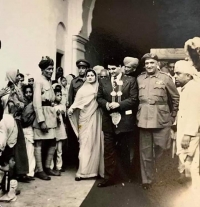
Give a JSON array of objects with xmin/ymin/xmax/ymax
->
[{"xmin": 97, "ymin": 64, "xmax": 138, "ymax": 187}]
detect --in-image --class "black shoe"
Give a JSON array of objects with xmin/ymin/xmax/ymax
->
[
  {"xmin": 60, "ymin": 168, "xmax": 65, "ymax": 172},
  {"xmin": 27, "ymin": 176, "xmax": 35, "ymax": 181},
  {"xmin": 97, "ymin": 179, "xmax": 114, "ymax": 188},
  {"xmin": 75, "ymin": 177, "xmax": 82, "ymax": 181},
  {"xmin": 17, "ymin": 175, "xmax": 30, "ymax": 183},
  {"xmin": 142, "ymin": 183, "xmax": 152, "ymax": 190},
  {"xmin": 35, "ymin": 171, "xmax": 51, "ymax": 181},
  {"xmin": 45, "ymin": 168, "xmax": 61, "ymax": 176}
]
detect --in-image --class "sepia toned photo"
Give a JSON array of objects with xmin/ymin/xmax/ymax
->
[{"xmin": 0, "ymin": 0, "xmax": 200, "ymax": 206}]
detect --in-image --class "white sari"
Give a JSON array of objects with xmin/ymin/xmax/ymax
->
[{"xmin": 69, "ymin": 81, "xmax": 104, "ymax": 178}]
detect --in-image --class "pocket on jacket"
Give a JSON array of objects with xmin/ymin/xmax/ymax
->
[
  {"xmin": 138, "ymin": 84, "xmax": 146, "ymax": 97},
  {"xmin": 152, "ymin": 85, "xmax": 165, "ymax": 96}
]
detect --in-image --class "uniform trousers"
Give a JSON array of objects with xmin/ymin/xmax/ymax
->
[
  {"xmin": 139, "ymin": 127, "xmax": 170, "ymax": 184},
  {"xmin": 104, "ymin": 132, "xmax": 132, "ymax": 181}
]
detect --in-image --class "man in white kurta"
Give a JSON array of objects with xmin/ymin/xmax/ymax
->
[{"xmin": 175, "ymin": 60, "xmax": 200, "ymax": 190}]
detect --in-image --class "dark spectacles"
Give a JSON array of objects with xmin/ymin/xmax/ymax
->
[
  {"xmin": 100, "ymin": 76, "xmax": 107, "ymax": 78},
  {"xmin": 108, "ymin": 68, "xmax": 116, "ymax": 71}
]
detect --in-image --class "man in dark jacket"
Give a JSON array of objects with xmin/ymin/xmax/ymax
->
[{"xmin": 97, "ymin": 64, "xmax": 138, "ymax": 187}]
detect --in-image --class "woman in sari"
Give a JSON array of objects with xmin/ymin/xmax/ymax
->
[
  {"xmin": 5, "ymin": 70, "xmax": 29, "ymax": 182},
  {"xmin": 68, "ymin": 69, "xmax": 104, "ymax": 181}
]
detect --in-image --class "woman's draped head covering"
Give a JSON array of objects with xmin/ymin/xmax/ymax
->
[
  {"xmin": 38, "ymin": 56, "xmax": 54, "ymax": 70},
  {"xmin": 6, "ymin": 69, "xmax": 18, "ymax": 83},
  {"xmin": 66, "ymin": 75, "xmax": 73, "ymax": 86}
]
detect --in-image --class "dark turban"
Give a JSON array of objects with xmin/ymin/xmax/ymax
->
[{"xmin": 38, "ymin": 56, "xmax": 54, "ymax": 70}]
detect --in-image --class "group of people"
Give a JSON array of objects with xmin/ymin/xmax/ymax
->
[{"xmin": 1, "ymin": 36, "xmax": 200, "ymax": 202}]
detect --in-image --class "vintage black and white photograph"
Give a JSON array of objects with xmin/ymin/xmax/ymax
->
[{"xmin": 0, "ymin": 0, "xmax": 200, "ymax": 206}]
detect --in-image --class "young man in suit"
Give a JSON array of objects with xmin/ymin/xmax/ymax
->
[{"xmin": 97, "ymin": 64, "xmax": 138, "ymax": 187}]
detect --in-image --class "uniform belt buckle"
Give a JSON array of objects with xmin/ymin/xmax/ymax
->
[{"xmin": 148, "ymin": 99, "xmax": 155, "ymax": 105}]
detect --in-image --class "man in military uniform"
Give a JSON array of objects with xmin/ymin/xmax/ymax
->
[
  {"xmin": 137, "ymin": 53, "xmax": 179, "ymax": 189},
  {"xmin": 97, "ymin": 64, "xmax": 138, "ymax": 187},
  {"xmin": 68, "ymin": 59, "xmax": 90, "ymax": 107}
]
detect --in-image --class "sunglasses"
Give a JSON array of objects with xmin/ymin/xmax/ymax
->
[
  {"xmin": 100, "ymin": 76, "xmax": 107, "ymax": 78},
  {"xmin": 108, "ymin": 67, "xmax": 117, "ymax": 71}
]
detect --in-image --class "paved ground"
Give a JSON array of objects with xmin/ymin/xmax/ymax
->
[
  {"xmin": 0, "ymin": 167, "xmax": 95, "ymax": 207},
  {"xmin": 0, "ymin": 150, "xmax": 200, "ymax": 207}
]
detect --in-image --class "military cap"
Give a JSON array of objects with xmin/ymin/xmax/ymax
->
[
  {"xmin": 141, "ymin": 53, "xmax": 158, "ymax": 62},
  {"xmin": 76, "ymin": 59, "xmax": 90, "ymax": 68},
  {"xmin": 123, "ymin": 57, "xmax": 139, "ymax": 67}
]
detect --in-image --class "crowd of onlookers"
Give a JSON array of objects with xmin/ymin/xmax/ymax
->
[{"xmin": 0, "ymin": 36, "xmax": 200, "ymax": 202}]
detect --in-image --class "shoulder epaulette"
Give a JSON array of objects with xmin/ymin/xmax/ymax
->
[
  {"xmin": 138, "ymin": 72, "xmax": 146, "ymax": 77},
  {"xmin": 159, "ymin": 71, "xmax": 173, "ymax": 79}
]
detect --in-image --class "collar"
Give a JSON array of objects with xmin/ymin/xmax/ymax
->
[
  {"xmin": 181, "ymin": 80, "xmax": 193, "ymax": 92},
  {"xmin": 75, "ymin": 76, "xmax": 85, "ymax": 82},
  {"xmin": 112, "ymin": 72, "xmax": 122, "ymax": 81},
  {"xmin": 145, "ymin": 70, "xmax": 159, "ymax": 79}
]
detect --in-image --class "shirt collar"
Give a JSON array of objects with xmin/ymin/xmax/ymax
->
[{"xmin": 145, "ymin": 70, "xmax": 159, "ymax": 79}]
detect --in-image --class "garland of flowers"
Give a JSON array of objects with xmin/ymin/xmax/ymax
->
[{"xmin": 110, "ymin": 79, "xmax": 123, "ymax": 102}]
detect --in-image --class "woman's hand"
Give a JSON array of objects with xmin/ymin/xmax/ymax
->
[
  {"xmin": 39, "ymin": 121, "xmax": 49, "ymax": 133},
  {"xmin": 0, "ymin": 87, "xmax": 10, "ymax": 98},
  {"xmin": 68, "ymin": 108, "xmax": 73, "ymax": 117}
]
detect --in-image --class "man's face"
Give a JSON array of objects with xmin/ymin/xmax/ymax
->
[
  {"xmin": 124, "ymin": 64, "xmax": 138, "ymax": 75},
  {"xmin": 145, "ymin": 59, "xmax": 158, "ymax": 75},
  {"xmin": 28, "ymin": 78, "xmax": 34, "ymax": 85},
  {"xmin": 108, "ymin": 65, "xmax": 120, "ymax": 77},
  {"xmin": 174, "ymin": 70, "xmax": 189, "ymax": 87},
  {"xmin": 168, "ymin": 63, "xmax": 175, "ymax": 76},
  {"xmin": 43, "ymin": 66, "xmax": 54, "ymax": 79},
  {"xmin": 100, "ymin": 71, "xmax": 107, "ymax": 79},
  {"xmin": 78, "ymin": 66, "xmax": 87, "ymax": 77}
]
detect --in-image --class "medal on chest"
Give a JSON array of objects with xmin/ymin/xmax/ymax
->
[{"xmin": 110, "ymin": 79, "xmax": 123, "ymax": 128}]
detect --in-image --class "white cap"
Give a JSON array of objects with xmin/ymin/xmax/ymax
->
[{"xmin": 174, "ymin": 60, "xmax": 197, "ymax": 76}]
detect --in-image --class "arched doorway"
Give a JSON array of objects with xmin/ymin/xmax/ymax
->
[
  {"xmin": 84, "ymin": 0, "xmax": 200, "ymax": 67},
  {"xmin": 56, "ymin": 22, "xmax": 66, "ymax": 69}
]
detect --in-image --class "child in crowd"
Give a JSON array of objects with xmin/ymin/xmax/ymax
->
[
  {"xmin": 58, "ymin": 76, "xmax": 69, "ymax": 107},
  {"xmin": 21, "ymin": 85, "xmax": 36, "ymax": 180},
  {"xmin": 51, "ymin": 86, "xmax": 67, "ymax": 173}
]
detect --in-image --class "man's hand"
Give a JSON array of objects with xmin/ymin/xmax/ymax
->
[
  {"xmin": 0, "ymin": 87, "xmax": 10, "ymax": 98},
  {"xmin": 109, "ymin": 102, "xmax": 120, "ymax": 109},
  {"xmin": 181, "ymin": 135, "xmax": 191, "ymax": 149},
  {"xmin": 39, "ymin": 121, "xmax": 48, "ymax": 133}
]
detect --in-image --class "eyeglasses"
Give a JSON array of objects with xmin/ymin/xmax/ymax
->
[{"xmin": 100, "ymin": 76, "xmax": 107, "ymax": 78}]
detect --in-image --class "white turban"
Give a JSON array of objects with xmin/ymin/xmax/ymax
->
[
  {"xmin": 123, "ymin": 57, "xmax": 139, "ymax": 67},
  {"xmin": 174, "ymin": 60, "xmax": 197, "ymax": 76},
  {"xmin": 93, "ymin": 65, "xmax": 104, "ymax": 75}
]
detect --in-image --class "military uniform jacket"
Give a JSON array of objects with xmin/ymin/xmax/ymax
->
[
  {"xmin": 137, "ymin": 71, "xmax": 179, "ymax": 129},
  {"xmin": 68, "ymin": 76, "xmax": 85, "ymax": 107},
  {"xmin": 97, "ymin": 74, "xmax": 138, "ymax": 134}
]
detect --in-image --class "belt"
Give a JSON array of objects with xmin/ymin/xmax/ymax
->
[
  {"xmin": 140, "ymin": 99, "xmax": 167, "ymax": 105},
  {"xmin": 42, "ymin": 100, "xmax": 53, "ymax": 107}
]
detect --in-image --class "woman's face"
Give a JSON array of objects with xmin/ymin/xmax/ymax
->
[
  {"xmin": 61, "ymin": 78, "xmax": 67, "ymax": 87},
  {"xmin": 86, "ymin": 71, "xmax": 96, "ymax": 84},
  {"xmin": 25, "ymin": 88, "xmax": 33, "ymax": 101}
]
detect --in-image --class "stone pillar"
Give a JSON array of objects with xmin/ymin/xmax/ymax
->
[{"xmin": 72, "ymin": 35, "xmax": 88, "ymax": 76}]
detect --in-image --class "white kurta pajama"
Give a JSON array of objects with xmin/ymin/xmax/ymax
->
[{"xmin": 176, "ymin": 80, "xmax": 200, "ymax": 189}]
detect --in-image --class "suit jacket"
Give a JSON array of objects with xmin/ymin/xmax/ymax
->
[{"xmin": 97, "ymin": 74, "xmax": 138, "ymax": 134}]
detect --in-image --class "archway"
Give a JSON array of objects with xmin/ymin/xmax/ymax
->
[
  {"xmin": 56, "ymin": 22, "xmax": 66, "ymax": 69},
  {"xmin": 84, "ymin": 0, "xmax": 200, "ymax": 67}
]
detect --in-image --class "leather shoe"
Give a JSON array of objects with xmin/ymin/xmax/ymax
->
[
  {"xmin": 45, "ymin": 168, "xmax": 61, "ymax": 176},
  {"xmin": 142, "ymin": 183, "xmax": 152, "ymax": 190},
  {"xmin": 35, "ymin": 171, "xmax": 51, "ymax": 181},
  {"xmin": 75, "ymin": 177, "xmax": 82, "ymax": 181},
  {"xmin": 97, "ymin": 179, "xmax": 114, "ymax": 187}
]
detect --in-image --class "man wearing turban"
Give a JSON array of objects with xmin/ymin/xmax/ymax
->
[
  {"xmin": 123, "ymin": 57, "xmax": 139, "ymax": 77},
  {"xmin": 33, "ymin": 56, "xmax": 60, "ymax": 180}
]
